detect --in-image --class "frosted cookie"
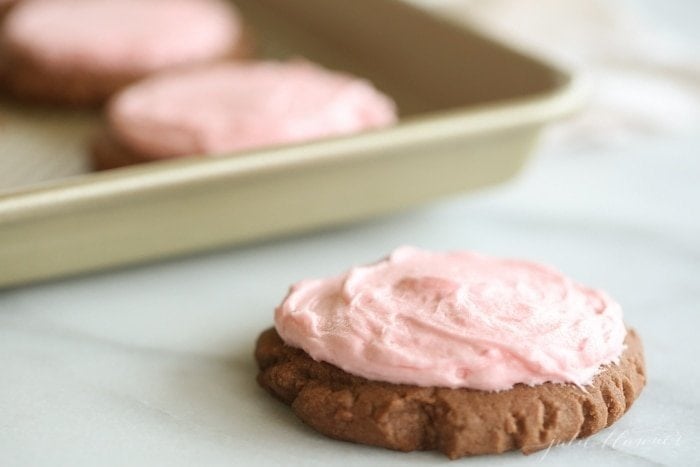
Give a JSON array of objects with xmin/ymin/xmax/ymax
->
[
  {"xmin": 255, "ymin": 247, "xmax": 646, "ymax": 459},
  {"xmin": 93, "ymin": 61, "xmax": 397, "ymax": 170},
  {"xmin": 0, "ymin": 0, "xmax": 250, "ymax": 105}
]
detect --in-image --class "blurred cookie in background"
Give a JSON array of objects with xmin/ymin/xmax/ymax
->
[
  {"xmin": 0, "ymin": 0, "xmax": 252, "ymax": 106},
  {"xmin": 93, "ymin": 60, "xmax": 398, "ymax": 170}
]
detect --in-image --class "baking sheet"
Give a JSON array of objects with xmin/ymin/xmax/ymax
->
[{"xmin": 0, "ymin": 0, "xmax": 584, "ymax": 287}]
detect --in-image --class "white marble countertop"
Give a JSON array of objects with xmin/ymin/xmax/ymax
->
[
  {"xmin": 1, "ymin": 134, "xmax": 698, "ymax": 466},
  {"xmin": 2, "ymin": 0, "xmax": 699, "ymax": 463}
]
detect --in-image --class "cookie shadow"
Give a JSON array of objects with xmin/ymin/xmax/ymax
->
[
  {"xmin": 169, "ymin": 337, "xmax": 474, "ymax": 463},
  {"xmin": 167, "ymin": 335, "xmax": 321, "ymax": 441}
]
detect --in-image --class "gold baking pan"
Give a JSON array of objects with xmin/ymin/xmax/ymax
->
[{"xmin": 0, "ymin": 0, "xmax": 585, "ymax": 288}]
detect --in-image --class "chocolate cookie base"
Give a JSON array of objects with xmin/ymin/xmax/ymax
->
[
  {"xmin": 0, "ymin": 1, "xmax": 17, "ymax": 20},
  {"xmin": 0, "ymin": 26, "xmax": 255, "ymax": 107},
  {"xmin": 255, "ymin": 328, "xmax": 646, "ymax": 459},
  {"xmin": 91, "ymin": 131, "xmax": 167, "ymax": 171}
]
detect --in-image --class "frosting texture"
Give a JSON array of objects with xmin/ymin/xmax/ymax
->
[
  {"xmin": 4, "ymin": 0, "xmax": 240, "ymax": 74},
  {"xmin": 275, "ymin": 247, "xmax": 626, "ymax": 391},
  {"xmin": 108, "ymin": 61, "xmax": 397, "ymax": 158}
]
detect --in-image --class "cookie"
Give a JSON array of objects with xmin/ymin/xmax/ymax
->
[
  {"xmin": 92, "ymin": 60, "xmax": 397, "ymax": 169},
  {"xmin": 91, "ymin": 131, "xmax": 157, "ymax": 171},
  {"xmin": 0, "ymin": 0, "xmax": 18, "ymax": 19},
  {"xmin": 256, "ymin": 327, "xmax": 645, "ymax": 459},
  {"xmin": 256, "ymin": 247, "xmax": 646, "ymax": 458},
  {"xmin": 0, "ymin": 0, "xmax": 251, "ymax": 106}
]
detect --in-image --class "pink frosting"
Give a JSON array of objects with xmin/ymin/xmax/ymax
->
[
  {"xmin": 275, "ymin": 246, "xmax": 627, "ymax": 391},
  {"xmin": 107, "ymin": 61, "xmax": 397, "ymax": 158},
  {"xmin": 4, "ymin": 0, "xmax": 240, "ymax": 74}
]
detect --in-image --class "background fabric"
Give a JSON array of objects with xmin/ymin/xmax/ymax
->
[{"xmin": 412, "ymin": 0, "xmax": 700, "ymax": 150}]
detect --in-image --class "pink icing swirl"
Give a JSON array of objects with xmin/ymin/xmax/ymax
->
[{"xmin": 275, "ymin": 246, "xmax": 627, "ymax": 391}]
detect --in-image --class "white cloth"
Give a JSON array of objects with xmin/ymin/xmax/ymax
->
[{"xmin": 415, "ymin": 0, "xmax": 700, "ymax": 149}]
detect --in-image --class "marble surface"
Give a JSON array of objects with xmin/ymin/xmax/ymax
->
[
  {"xmin": 1, "ymin": 134, "xmax": 699, "ymax": 466},
  {"xmin": 2, "ymin": 0, "xmax": 699, "ymax": 463}
]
